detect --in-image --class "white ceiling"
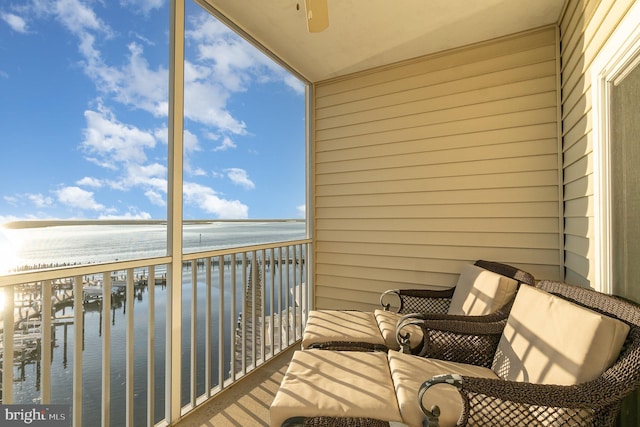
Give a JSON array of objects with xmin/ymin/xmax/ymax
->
[{"xmin": 198, "ymin": 0, "xmax": 566, "ymax": 83}]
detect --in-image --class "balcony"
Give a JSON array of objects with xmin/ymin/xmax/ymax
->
[{"xmin": 0, "ymin": 240, "xmax": 310, "ymax": 427}]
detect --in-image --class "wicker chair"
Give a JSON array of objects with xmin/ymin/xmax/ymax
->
[
  {"xmin": 303, "ymin": 260, "xmax": 535, "ymax": 353},
  {"xmin": 271, "ymin": 280, "xmax": 640, "ymax": 427},
  {"xmin": 416, "ymin": 280, "xmax": 640, "ymax": 426},
  {"xmin": 380, "ymin": 260, "xmax": 535, "ymax": 314}
]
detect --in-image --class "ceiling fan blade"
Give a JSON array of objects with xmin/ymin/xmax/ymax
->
[{"xmin": 304, "ymin": 0, "xmax": 329, "ymax": 33}]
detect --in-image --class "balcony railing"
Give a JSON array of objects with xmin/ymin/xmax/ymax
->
[{"xmin": 0, "ymin": 239, "xmax": 310, "ymax": 427}]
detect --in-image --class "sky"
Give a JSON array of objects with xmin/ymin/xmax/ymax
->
[{"xmin": 0, "ymin": 0, "xmax": 307, "ymax": 223}]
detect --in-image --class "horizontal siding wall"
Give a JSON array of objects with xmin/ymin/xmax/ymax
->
[
  {"xmin": 560, "ymin": 0, "xmax": 635, "ymax": 287},
  {"xmin": 313, "ymin": 27, "xmax": 563, "ymax": 311}
]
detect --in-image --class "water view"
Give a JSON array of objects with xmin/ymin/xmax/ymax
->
[{"xmin": 0, "ymin": 221, "xmax": 307, "ymax": 426}]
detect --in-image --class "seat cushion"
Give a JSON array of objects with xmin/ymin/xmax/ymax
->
[
  {"xmin": 447, "ymin": 263, "xmax": 519, "ymax": 316},
  {"xmin": 270, "ymin": 350, "xmax": 403, "ymax": 427},
  {"xmin": 301, "ymin": 310, "xmax": 385, "ymax": 349},
  {"xmin": 492, "ymin": 285, "xmax": 630, "ymax": 385},
  {"xmin": 387, "ymin": 351, "xmax": 497, "ymax": 427},
  {"xmin": 374, "ymin": 310, "xmax": 423, "ymax": 351}
]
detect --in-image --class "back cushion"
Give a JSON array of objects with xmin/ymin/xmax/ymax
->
[
  {"xmin": 492, "ymin": 285, "xmax": 630, "ymax": 385},
  {"xmin": 447, "ymin": 263, "xmax": 518, "ymax": 316}
]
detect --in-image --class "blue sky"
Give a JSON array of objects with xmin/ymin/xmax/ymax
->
[{"xmin": 0, "ymin": 0, "xmax": 307, "ymax": 223}]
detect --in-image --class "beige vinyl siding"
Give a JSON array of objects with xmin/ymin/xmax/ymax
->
[
  {"xmin": 312, "ymin": 27, "xmax": 563, "ymax": 311},
  {"xmin": 560, "ymin": 0, "xmax": 635, "ymax": 286}
]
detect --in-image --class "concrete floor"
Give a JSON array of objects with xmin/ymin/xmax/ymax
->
[{"xmin": 173, "ymin": 345, "xmax": 296, "ymax": 427}]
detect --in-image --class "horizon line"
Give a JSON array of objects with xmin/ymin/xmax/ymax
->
[{"xmin": 2, "ymin": 218, "xmax": 305, "ymax": 229}]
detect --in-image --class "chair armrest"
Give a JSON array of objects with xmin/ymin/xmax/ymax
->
[
  {"xmin": 395, "ymin": 296, "xmax": 515, "ymax": 360},
  {"xmin": 403, "ymin": 314, "xmax": 507, "ymax": 366},
  {"xmin": 396, "ymin": 314, "xmax": 426, "ymax": 354},
  {"xmin": 380, "ymin": 288, "xmax": 455, "ymax": 314},
  {"xmin": 418, "ymin": 374, "xmax": 622, "ymax": 427},
  {"xmin": 418, "ymin": 374, "xmax": 460, "ymax": 426}
]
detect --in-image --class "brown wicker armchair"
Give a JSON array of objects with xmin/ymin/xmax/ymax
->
[
  {"xmin": 271, "ymin": 280, "xmax": 640, "ymax": 427},
  {"xmin": 417, "ymin": 280, "xmax": 640, "ymax": 426},
  {"xmin": 302, "ymin": 260, "xmax": 535, "ymax": 353},
  {"xmin": 380, "ymin": 259, "xmax": 535, "ymax": 314}
]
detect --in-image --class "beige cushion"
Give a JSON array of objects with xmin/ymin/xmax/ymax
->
[
  {"xmin": 374, "ymin": 310, "xmax": 423, "ymax": 351},
  {"xmin": 447, "ymin": 263, "xmax": 518, "ymax": 316},
  {"xmin": 301, "ymin": 310, "xmax": 385, "ymax": 349},
  {"xmin": 492, "ymin": 285, "xmax": 630, "ymax": 385},
  {"xmin": 387, "ymin": 351, "xmax": 497, "ymax": 427},
  {"xmin": 270, "ymin": 350, "xmax": 403, "ymax": 427}
]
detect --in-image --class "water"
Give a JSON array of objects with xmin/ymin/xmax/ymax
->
[
  {"xmin": 0, "ymin": 221, "xmax": 307, "ymax": 426},
  {"xmin": 2, "ymin": 220, "xmax": 306, "ymax": 272}
]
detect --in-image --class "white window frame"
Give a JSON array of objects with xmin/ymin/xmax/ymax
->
[{"xmin": 591, "ymin": 0, "xmax": 640, "ymax": 294}]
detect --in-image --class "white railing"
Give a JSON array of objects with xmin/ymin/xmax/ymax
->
[{"xmin": 0, "ymin": 240, "xmax": 310, "ymax": 427}]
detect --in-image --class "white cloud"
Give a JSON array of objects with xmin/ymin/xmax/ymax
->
[
  {"xmin": 120, "ymin": 0, "xmax": 164, "ymax": 15},
  {"xmin": 183, "ymin": 182, "xmax": 248, "ymax": 219},
  {"xmin": 1, "ymin": 12, "xmax": 28, "ymax": 33},
  {"xmin": 191, "ymin": 168, "xmax": 207, "ymax": 177},
  {"xmin": 3, "ymin": 195, "xmax": 19, "ymax": 206},
  {"xmin": 212, "ymin": 136, "xmax": 237, "ymax": 152},
  {"xmin": 3, "ymin": 193, "xmax": 52, "ymax": 209},
  {"xmin": 225, "ymin": 168, "xmax": 255, "ymax": 190},
  {"xmin": 56, "ymin": 186, "xmax": 104, "ymax": 211},
  {"xmin": 82, "ymin": 105, "xmax": 157, "ymax": 166},
  {"xmin": 183, "ymin": 129, "xmax": 200, "ymax": 154},
  {"xmin": 297, "ymin": 204, "xmax": 306, "ymax": 218},
  {"xmin": 186, "ymin": 14, "xmax": 282, "ymax": 91},
  {"xmin": 103, "ymin": 162, "xmax": 166, "ymax": 192},
  {"xmin": 82, "ymin": 42, "xmax": 168, "ymax": 116},
  {"xmin": 144, "ymin": 190, "xmax": 165, "ymax": 207},
  {"xmin": 184, "ymin": 61, "xmax": 246, "ymax": 134},
  {"xmin": 53, "ymin": 0, "xmax": 110, "ymax": 36},
  {"xmin": 27, "ymin": 193, "xmax": 53, "ymax": 208},
  {"xmin": 99, "ymin": 210, "xmax": 152, "ymax": 220},
  {"xmin": 77, "ymin": 176, "xmax": 102, "ymax": 187},
  {"xmin": 120, "ymin": 163, "xmax": 166, "ymax": 191},
  {"xmin": 284, "ymin": 74, "xmax": 306, "ymax": 95}
]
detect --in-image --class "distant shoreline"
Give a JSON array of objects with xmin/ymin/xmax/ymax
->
[{"xmin": 2, "ymin": 219, "xmax": 304, "ymax": 229}]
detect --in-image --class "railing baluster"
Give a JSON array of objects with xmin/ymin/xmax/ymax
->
[
  {"xmin": 261, "ymin": 248, "xmax": 266, "ymax": 363},
  {"xmin": 229, "ymin": 254, "xmax": 238, "ymax": 383},
  {"xmin": 251, "ymin": 250, "xmax": 257, "ymax": 369},
  {"xmin": 126, "ymin": 269, "xmax": 135, "ymax": 426},
  {"xmin": 285, "ymin": 245, "xmax": 298, "ymax": 345},
  {"xmin": 278, "ymin": 246, "xmax": 284, "ymax": 351},
  {"xmin": 285, "ymin": 246, "xmax": 290, "ymax": 346},
  {"xmin": 229, "ymin": 254, "xmax": 237, "ymax": 382},
  {"xmin": 218, "ymin": 255, "xmax": 225, "ymax": 390},
  {"xmin": 190, "ymin": 260, "xmax": 197, "ymax": 407},
  {"xmin": 241, "ymin": 252, "xmax": 247, "ymax": 375},
  {"xmin": 101, "ymin": 272, "xmax": 112, "ymax": 427},
  {"xmin": 205, "ymin": 257, "xmax": 212, "ymax": 397},
  {"xmin": 269, "ymin": 248, "xmax": 275, "ymax": 356},
  {"xmin": 2, "ymin": 286, "xmax": 15, "ymax": 404},
  {"xmin": 41, "ymin": 280, "xmax": 52, "ymax": 403},
  {"xmin": 147, "ymin": 266, "xmax": 155, "ymax": 427},
  {"xmin": 73, "ymin": 275, "xmax": 84, "ymax": 427}
]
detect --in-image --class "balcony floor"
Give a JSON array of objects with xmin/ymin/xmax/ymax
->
[{"xmin": 174, "ymin": 345, "xmax": 297, "ymax": 427}]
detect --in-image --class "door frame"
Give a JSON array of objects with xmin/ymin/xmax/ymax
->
[{"xmin": 591, "ymin": 0, "xmax": 640, "ymax": 294}]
